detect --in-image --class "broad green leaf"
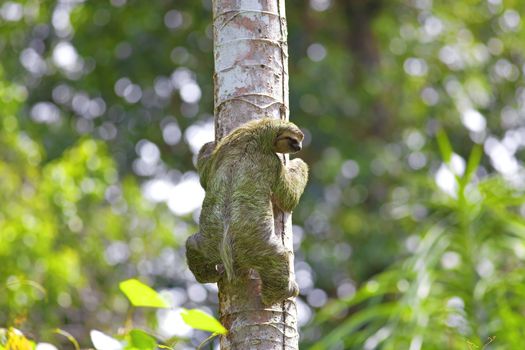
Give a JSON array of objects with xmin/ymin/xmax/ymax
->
[
  {"xmin": 126, "ymin": 330, "xmax": 157, "ymax": 350},
  {"xmin": 180, "ymin": 309, "xmax": 227, "ymax": 335},
  {"xmin": 119, "ymin": 279, "xmax": 169, "ymax": 308}
]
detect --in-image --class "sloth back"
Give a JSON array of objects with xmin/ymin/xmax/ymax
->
[{"xmin": 199, "ymin": 139, "xmax": 283, "ymax": 274}]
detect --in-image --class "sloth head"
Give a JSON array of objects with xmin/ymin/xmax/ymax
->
[
  {"xmin": 224, "ymin": 118, "xmax": 305, "ymax": 154},
  {"xmin": 271, "ymin": 121, "xmax": 304, "ymax": 154},
  {"xmin": 252, "ymin": 119, "xmax": 304, "ymax": 153}
]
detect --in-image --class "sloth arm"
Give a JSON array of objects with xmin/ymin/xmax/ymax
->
[
  {"xmin": 196, "ymin": 141, "xmax": 216, "ymax": 190},
  {"xmin": 272, "ymin": 158, "xmax": 308, "ymax": 212}
]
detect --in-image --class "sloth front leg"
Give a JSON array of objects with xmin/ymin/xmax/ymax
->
[
  {"xmin": 273, "ymin": 158, "xmax": 308, "ymax": 212},
  {"xmin": 185, "ymin": 233, "xmax": 221, "ymax": 283}
]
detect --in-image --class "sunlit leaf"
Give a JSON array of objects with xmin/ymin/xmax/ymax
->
[
  {"xmin": 119, "ymin": 279, "xmax": 169, "ymax": 308},
  {"xmin": 180, "ymin": 309, "xmax": 227, "ymax": 335}
]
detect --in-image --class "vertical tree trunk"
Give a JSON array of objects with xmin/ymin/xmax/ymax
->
[{"xmin": 212, "ymin": 0, "xmax": 298, "ymax": 349}]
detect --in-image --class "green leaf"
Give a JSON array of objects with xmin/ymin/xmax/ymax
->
[
  {"xmin": 180, "ymin": 309, "xmax": 228, "ymax": 335},
  {"xmin": 127, "ymin": 329, "xmax": 157, "ymax": 350},
  {"xmin": 436, "ymin": 128, "xmax": 453, "ymax": 164},
  {"xmin": 464, "ymin": 144, "xmax": 482, "ymax": 182},
  {"xmin": 119, "ymin": 279, "xmax": 169, "ymax": 308}
]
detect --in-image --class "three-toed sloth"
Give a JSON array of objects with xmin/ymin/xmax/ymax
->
[{"xmin": 185, "ymin": 118, "xmax": 308, "ymax": 305}]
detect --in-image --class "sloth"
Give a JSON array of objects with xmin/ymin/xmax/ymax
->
[{"xmin": 185, "ymin": 118, "xmax": 308, "ymax": 305}]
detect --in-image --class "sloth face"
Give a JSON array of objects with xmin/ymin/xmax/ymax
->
[{"xmin": 273, "ymin": 128, "xmax": 304, "ymax": 154}]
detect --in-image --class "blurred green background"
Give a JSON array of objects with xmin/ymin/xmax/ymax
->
[{"xmin": 1, "ymin": 0, "xmax": 525, "ymax": 349}]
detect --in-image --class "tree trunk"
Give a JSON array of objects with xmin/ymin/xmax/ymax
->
[{"xmin": 212, "ymin": 0, "xmax": 298, "ymax": 349}]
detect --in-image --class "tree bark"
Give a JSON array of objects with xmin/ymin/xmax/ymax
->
[{"xmin": 212, "ymin": 0, "xmax": 298, "ymax": 349}]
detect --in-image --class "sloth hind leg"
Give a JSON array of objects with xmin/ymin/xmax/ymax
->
[
  {"xmin": 250, "ymin": 247, "xmax": 299, "ymax": 305},
  {"xmin": 186, "ymin": 233, "xmax": 221, "ymax": 283}
]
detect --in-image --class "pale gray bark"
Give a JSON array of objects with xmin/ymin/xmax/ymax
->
[{"xmin": 212, "ymin": 0, "xmax": 298, "ymax": 349}]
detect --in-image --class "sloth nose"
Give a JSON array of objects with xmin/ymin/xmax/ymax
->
[{"xmin": 291, "ymin": 140, "xmax": 302, "ymax": 152}]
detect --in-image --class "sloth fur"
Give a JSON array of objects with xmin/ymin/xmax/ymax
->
[{"xmin": 185, "ymin": 118, "xmax": 309, "ymax": 305}]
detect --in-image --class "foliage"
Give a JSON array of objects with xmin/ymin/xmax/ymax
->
[
  {"xmin": 119, "ymin": 279, "xmax": 169, "ymax": 308},
  {"xmin": 180, "ymin": 309, "xmax": 227, "ymax": 335},
  {"xmin": 1, "ymin": 280, "xmax": 225, "ymax": 349},
  {"xmin": 308, "ymin": 142, "xmax": 525, "ymax": 349},
  {"xmin": 1, "ymin": 0, "xmax": 525, "ymax": 348}
]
